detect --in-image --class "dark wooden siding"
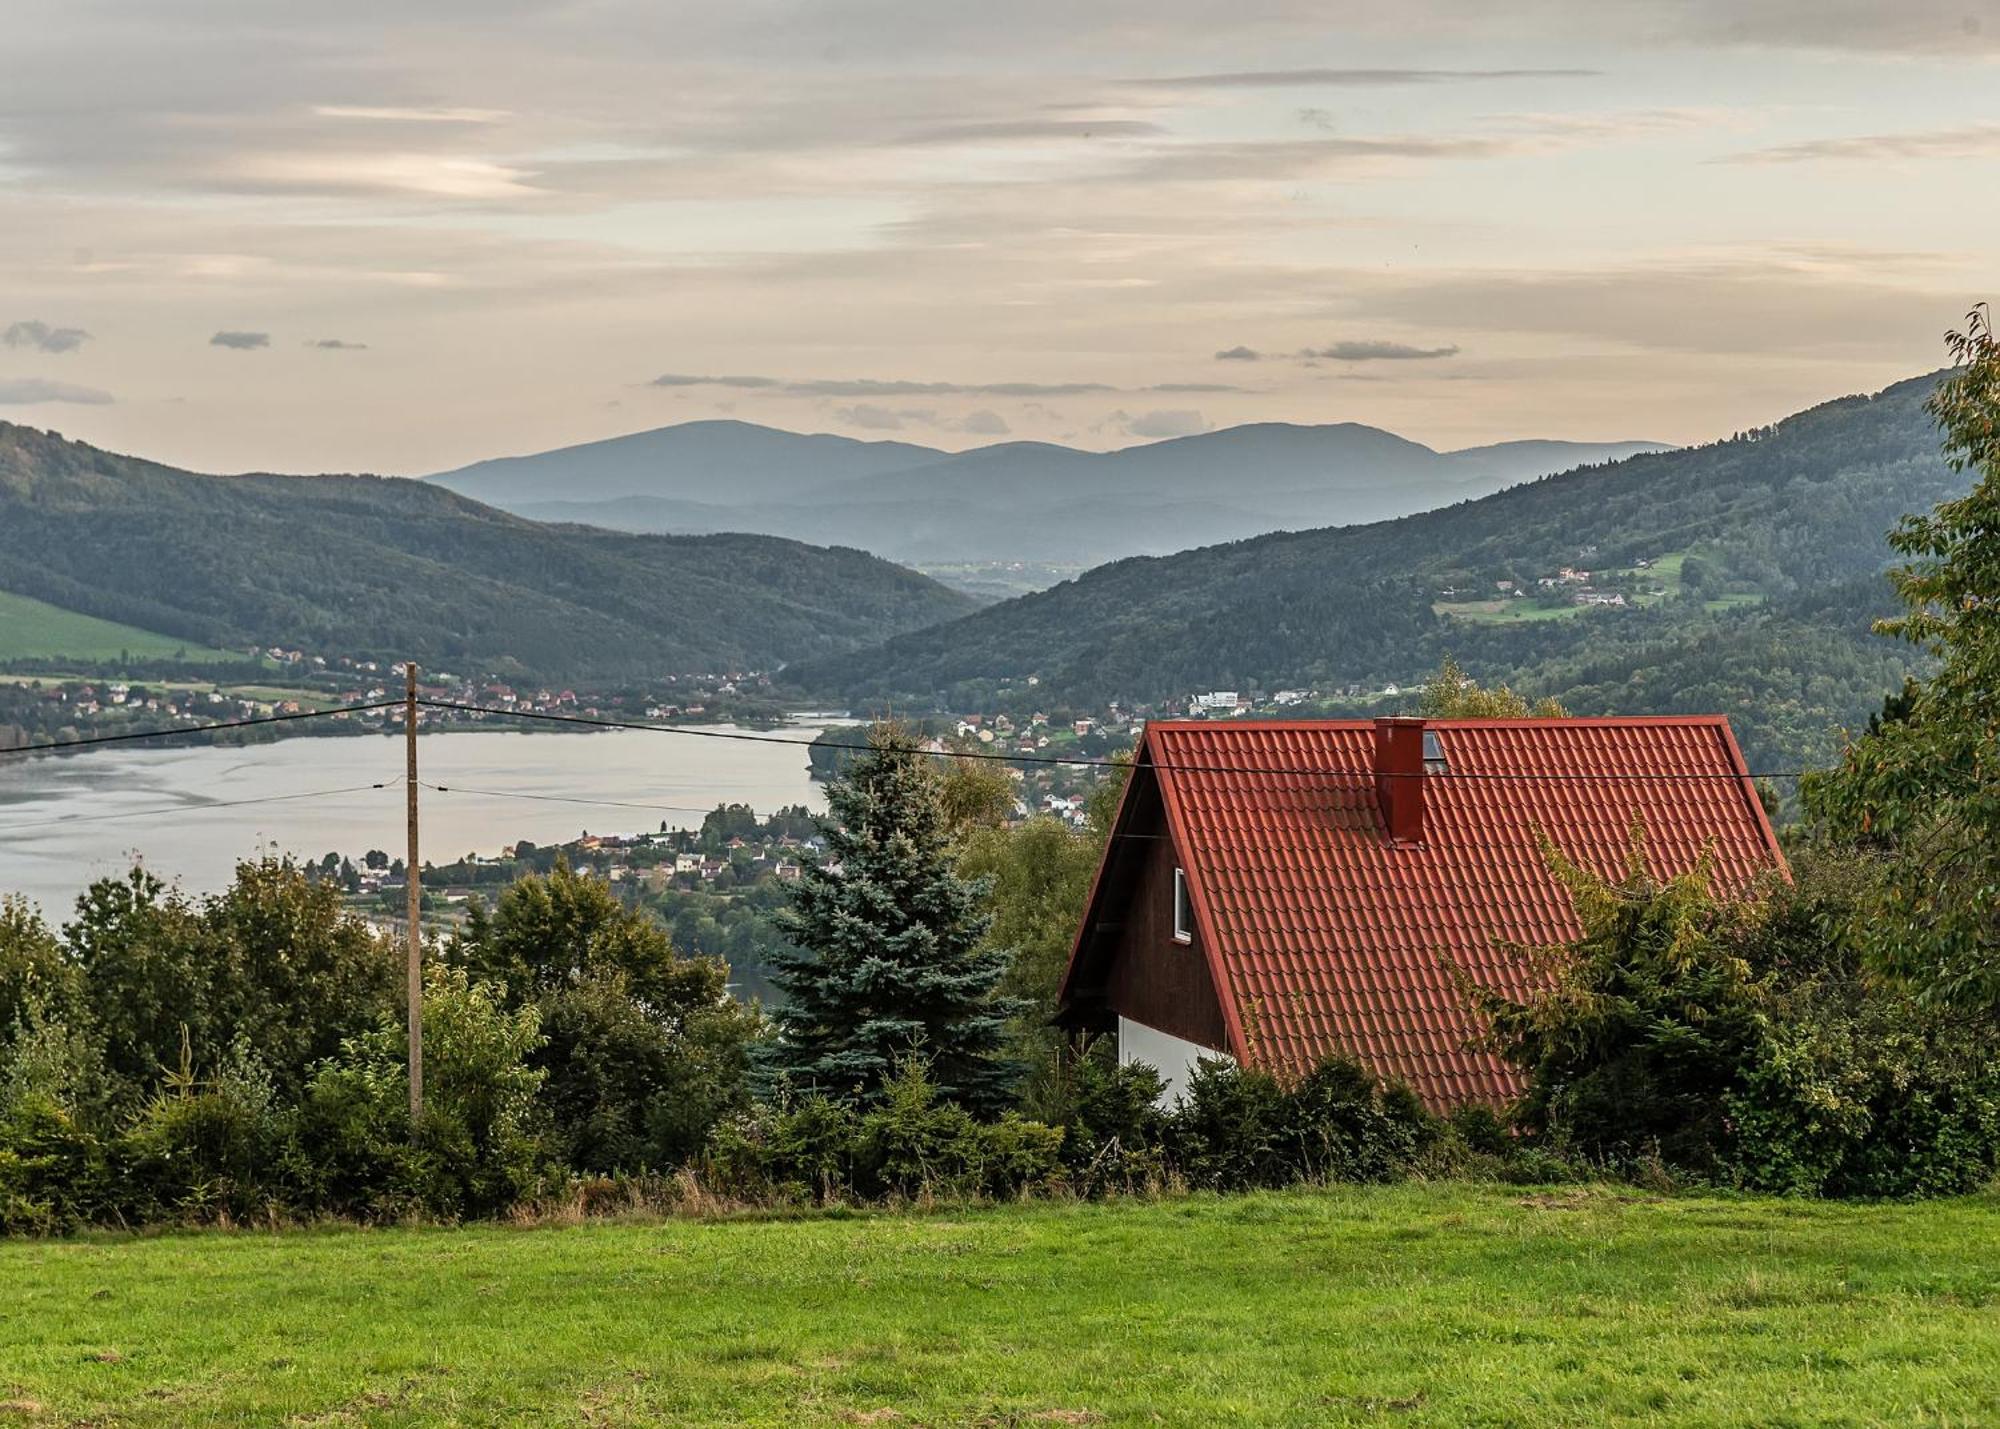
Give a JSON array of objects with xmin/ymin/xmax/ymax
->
[{"xmin": 1102, "ymin": 797, "xmax": 1230, "ymax": 1052}]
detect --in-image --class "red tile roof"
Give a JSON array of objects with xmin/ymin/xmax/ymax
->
[{"xmin": 1064, "ymin": 717, "xmax": 1786, "ymax": 1110}]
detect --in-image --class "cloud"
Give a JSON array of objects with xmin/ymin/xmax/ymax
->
[
  {"xmin": 1122, "ymin": 67, "xmax": 1599, "ymax": 89},
  {"xmin": 1342, "ymin": 259, "xmax": 1954, "ymax": 356},
  {"xmin": 3, "ymin": 320, "xmax": 93, "ymax": 355},
  {"xmin": 312, "ymin": 105, "xmax": 509, "ymax": 124},
  {"xmin": 1148, "ymin": 382, "xmax": 1240, "ymax": 392},
  {"xmin": 307, "ymin": 338, "xmax": 370, "ymax": 350},
  {"xmin": 652, "ymin": 372, "xmax": 1119, "ymax": 397},
  {"xmin": 210, "ymin": 330, "xmax": 270, "ymax": 349},
  {"xmin": 0, "ymin": 378, "xmax": 114, "ymax": 406},
  {"xmin": 650, "ymin": 373, "xmax": 781, "ymax": 390},
  {"xmin": 835, "ymin": 403, "xmax": 906, "ymax": 430},
  {"xmin": 833, "ymin": 404, "xmax": 1013, "ymax": 436},
  {"xmin": 896, "ymin": 119, "xmax": 1166, "ymax": 145},
  {"xmin": 1122, "ymin": 408, "xmax": 1211, "ymax": 438},
  {"xmin": 1723, "ymin": 123, "xmax": 2000, "ymax": 164},
  {"xmin": 1302, "ymin": 340, "xmax": 1461, "ymax": 361},
  {"xmin": 222, "ymin": 152, "xmax": 541, "ymax": 200},
  {"xmin": 1214, "ymin": 340, "xmax": 1458, "ymax": 363},
  {"xmin": 959, "ymin": 409, "xmax": 1010, "ymax": 435}
]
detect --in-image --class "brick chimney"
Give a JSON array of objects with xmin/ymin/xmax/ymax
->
[{"xmin": 1373, "ymin": 716, "xmax": 1426, "ymax": 845}]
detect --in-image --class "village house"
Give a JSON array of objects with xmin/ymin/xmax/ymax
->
[{"xmin": 1058, "ymin": 716, "xmax": 1785, "ymax": 1107}]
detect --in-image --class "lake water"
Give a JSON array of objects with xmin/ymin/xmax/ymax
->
[{"xmin": 0, "ymin": 726, "xmax": 830, "ymax": 919}]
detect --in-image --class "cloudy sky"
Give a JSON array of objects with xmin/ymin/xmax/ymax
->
[{"xmin": 1, "ymin": 1, "xmax": 1995, "ymax": 474}]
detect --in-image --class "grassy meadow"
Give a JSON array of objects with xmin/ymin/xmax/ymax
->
[
  {"xmin": 0, "ymin": 590, "xmax": 237, "ymax": 665},
  {"xmin": 3, "ymin": 1184, "xmax": 1997, "ymax": 1426}
]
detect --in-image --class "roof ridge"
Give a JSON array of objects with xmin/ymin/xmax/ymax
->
[{"xmin": 1146, "ymin": 714, "xmax": 1732, "ymax": 732}]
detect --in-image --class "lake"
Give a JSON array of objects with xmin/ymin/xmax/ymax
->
[{"xmin": 0, "ymin": 726, "xmax": 830, "ymax": 919}]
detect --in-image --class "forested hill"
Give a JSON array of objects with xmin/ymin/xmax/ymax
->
[
  {"xmin": 0, "ymin": 425, "xmax": 974, "ymax": 682},
  {"xmin": 794, "ymin": 373, "xmax": 1962, "ymax": 771}
]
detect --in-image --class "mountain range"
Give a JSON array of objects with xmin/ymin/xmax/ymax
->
[
  {"xmin": 428, "ymin": 422, "xmax": 1670, "ymax": 573},
  {"xmin": 788, "ymin": 373, "xmax": 1961, "ymax": 773},
  {"xmin": 0, "ymin": 424, "xmax": 972, "ymax": 683}
]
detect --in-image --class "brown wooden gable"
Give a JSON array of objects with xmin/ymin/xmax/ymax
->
[{"xmin": 1057, "ymin": 760, "xmax": 1232, "ymax": 1054}]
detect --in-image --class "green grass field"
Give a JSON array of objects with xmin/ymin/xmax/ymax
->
[
  {"xmin": 4, "ymin": 1185, "xmax": 1998, "ymax": 1426},
  {"xmin": 1432, "ymin": 598, "xmax": 1584, "ymax": 623},
  {"xmin": 0, "ymin": 590, "xmax": 238, "ymax": 665}
]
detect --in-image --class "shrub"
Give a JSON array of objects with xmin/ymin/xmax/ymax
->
[
  {"xmin": 292, "ymin": 965, "xmax": 550, "ymax": 1220},
  {"xmin": 1168, "ymin": 1058, "xmax": 1291, "ymax": 1191},
  {"xmin": 116, "ymin": 1039, "xmax": 287, "ymax": 1225},
  {"xmin": 1018, "ymin": 1036, "xmax": 1167, "ymax": 1185},
  {"xmin": 1482, "ymin": 838, "xmax": 2000, "ymax": 1197},
  {"xmin": 1281, "ymin": 1058, "xmax": 1434, "ymax": 1183},
  {"xmin": 703, "ymin": 1094, "xmax": 861, "ymax": 1204},
  {"xmin": 854, "ymin": 1056, "xmax": 987, "ymax": 1197},
  {"xmin": 705, "ymin": 1063, "xmax": 1065, "ymax": 1204},
  {"xmin": 0, "ymin": 1093, "xmax": 108, "ymax": 1234},
  {"xmin": 0, "ymin": 1003, "xmax": 116, "ymax": 1232},
  {"xmin": 450, "ymin": 865, "xmax": 760, "ymax": 1174},
  {"xmin": 1729, "ymin": 988, "xmax": 2000, "ymax": 1198},
  {"xmin": 975, "ymin": 1114, "xmax": 1066, "ymax": 1198},
  {"xmin": 1473, "ymin": 829, "xmax": 1767, "ymax": 1175},
  {"xmin": 1167, "ymin": 1054, "xmax": 1436, "ymax": 1192}
]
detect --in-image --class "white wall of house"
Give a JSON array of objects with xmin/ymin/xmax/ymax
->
[{"xmin": 1118, "ymin": 1015, "xmax": 1232, "ymax": 1107}]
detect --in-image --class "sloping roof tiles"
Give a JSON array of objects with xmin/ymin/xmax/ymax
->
[{"xmin": 1074, "ymin": 717, "xmax": 1786, "ymax": 1110}]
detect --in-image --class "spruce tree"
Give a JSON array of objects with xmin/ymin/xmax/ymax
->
[{"xmin": 768, "ymin": 724, "xmax": 1021, "ymax": 1113}]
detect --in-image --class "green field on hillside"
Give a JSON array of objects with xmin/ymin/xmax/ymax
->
[
  {"xmin": 4, "ymin": 1185, "xmax": 1997, "ymax": 1426},
  {"xmin": 1432, "ymin": 597, "xmax": 1585, "ymax": 623},
  {"xmin": 0, "ymin": 589, "xmax": 238, "ymax": 665}
]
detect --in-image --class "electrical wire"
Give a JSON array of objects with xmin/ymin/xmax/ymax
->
[
  {"xmin": 0, "ymin": 777, "xmax": 403, "ymax": 834},
  {"xmin": 418, "ymin": 779, "xmax": 722, "ymax": 818},
  {"xmin": 0, "ymin": 698, "xmax": 403, "ymax": 759},
  {"xmin": 415, "ymin": 697, "xmax": 1810, "ymax": 782}
]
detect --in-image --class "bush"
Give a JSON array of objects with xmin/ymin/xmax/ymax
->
[
  {"xmin": 1169, "ymin": 1058, "xmax": 1292, "ymax": 1191},
  {"xmin": 116, "ymin": 1040, "xmax": 286, "ymax": 1225},
  {"xmin": 292, "ymin": 965, "xmax": 550, "ymax": 1220},
  {"xmin": 703, "ymin": 1094, "xmax": 862, "ymax": 1204},
  {"xmin": 1167, "ymin": 1054, "xmax": 1433, "ymax": 1192},
  {"xmin": 1729, "ymin": 989, "xmax": 2000, "ymax": 1198},
  {"xmin": 1482, "ymin": 839, "xmax": 2000, "ymax": 1197},
  {"xmin": 705, "ymin": 1059, "xmax": 1065, "ymax": 1204},
  {"xmin": 0, "ymin": 1003, "xmax": 116, "ymax": 1232},
  {"xmin": 855, "ymin": 1057, "xmax": 989, "ymax": 1197},
  {"xmin": 0, "ymin": 1093, "xmax": 108, "ymax": 1234},
  {"xmin": 450, "ymin": 865, "xmax": 759, "ymax": 1174},
  {"xmin": 1018, "ymin": 1036, "xmax": 1167, "ymax": 1185},
  {"xmin": 975, "ymin": 1114, "xmax": 1067, "ymax": 1198},
  {"xmin": 1474, "ymin": 830, "xmax": 1767, "ymax": 1175}
]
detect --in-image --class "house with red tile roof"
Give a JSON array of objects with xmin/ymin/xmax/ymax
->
[{"xmin": 1057, "ymin": 716, "xmax": 1786, "ymax": 1110}]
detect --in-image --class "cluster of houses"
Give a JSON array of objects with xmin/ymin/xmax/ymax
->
[
  {"xmin": 1181, "ymin": 684, "xmax": 1403, "ymax": 719},
  {"xmin": 19, "ymin": 680, "xmax": 308, "ymax": 724},
  {"xmin": 554, "ymin": 830, "xmax": 815, "ymax": 890}
]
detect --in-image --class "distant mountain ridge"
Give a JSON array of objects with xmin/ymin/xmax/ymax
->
[
  {"xmin": 0, "ymin": 424, "xmax": 973, "ymax": 683},
  {"xmin": 429, "ymin": 421, "xmax": 1670, "ymax": 571},
  {"xmin": 788, "ymin": 372, "xmax": 1960, "ymax": 774}
]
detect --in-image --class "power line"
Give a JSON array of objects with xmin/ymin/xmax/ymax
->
[
  {"xmin": 415, "ymin": 698, "xmax": 1810, "ymax": 782},
  {"xmin": 419, "ymin": 779, "xmax": 722, "ymax": 818},
  {"xmin": 0, "ymin": 777, "xmax": 403, "ymax": 834},
  {"xmin": 0, "ymin": 698, "xmax": 403, "ymax": 759}
]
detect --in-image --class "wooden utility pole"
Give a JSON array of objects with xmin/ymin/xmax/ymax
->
[{"xmin": 405, "ymin": 662, "xmax": 424, "ymax": 1126}]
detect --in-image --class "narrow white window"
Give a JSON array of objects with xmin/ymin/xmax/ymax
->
[{"xmin": 1172, "ymin": 867, "xmax": 1193, "ymax": 943}]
